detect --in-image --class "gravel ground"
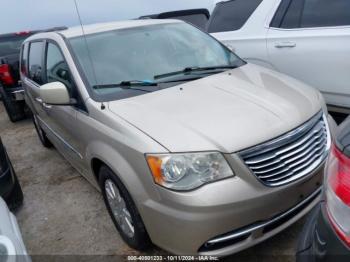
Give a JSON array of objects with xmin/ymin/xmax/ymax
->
[{"xmin": 0, "ymin": 103, "xmax": 306, "ymax": 261}]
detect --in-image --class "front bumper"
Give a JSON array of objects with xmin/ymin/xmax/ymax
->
[
  {"xmin": 140, "ymin": 156, "xmax": 324, "ymax": 256},
  {"xmin": 9, "ymin": 87, "xmax": 25, "ymax": 101},
  {"xmin": 1, "ymin": 85, "xmax": 25, "ymax": 101},
  {"xmin": 296, "ymin": 202, "xmax": 350, "ymax": 262}
]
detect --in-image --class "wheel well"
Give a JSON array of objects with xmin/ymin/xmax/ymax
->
[{"xmin": 91, "ymin": 158, "xmax": 106, "ymax": 182}]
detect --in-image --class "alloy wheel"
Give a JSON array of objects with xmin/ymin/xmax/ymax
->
[{"xmin": 105, "ymin": 179, "xmax": 135, "ymax": 238}]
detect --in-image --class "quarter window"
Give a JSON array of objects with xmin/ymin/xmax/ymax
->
[
  {"xmin": 207, "ymin": 0, "xmax": 263, "ymax": 33},
  {"xmin": 28, "ymin": 42, "xmax": 44, "ymax": 84}
]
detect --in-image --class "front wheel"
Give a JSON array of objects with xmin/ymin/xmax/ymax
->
[{"xmin": 99, "ymin": 165, "xmax": 151, "ymax": 250}]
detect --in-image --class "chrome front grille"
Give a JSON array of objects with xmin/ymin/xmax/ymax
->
[{"xmin": 240, "ymin": 111, "xmax": 331, "ymax": 187}]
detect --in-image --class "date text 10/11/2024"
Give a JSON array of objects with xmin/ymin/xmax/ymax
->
[{"xmin": 127, "ymin": 256, "xmax": 220, "ymax": 261}]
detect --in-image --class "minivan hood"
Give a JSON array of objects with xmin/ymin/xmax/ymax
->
[{"xmin": 108, "ymin": 64, "xmax": 323, "ymax": 153}]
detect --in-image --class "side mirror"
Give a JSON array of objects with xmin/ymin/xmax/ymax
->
[{"xmin": 40, "ymin": 82, "xmax": 75, "ymax": 105}]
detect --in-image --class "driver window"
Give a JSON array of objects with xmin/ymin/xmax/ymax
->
[{"xmin": 45, "ymin": 43, "xmax": 74, "ymax": 94}]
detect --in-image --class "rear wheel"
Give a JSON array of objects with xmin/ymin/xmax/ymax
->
[
  {"xmin": 99, "ymin": 165, "xmax": 151, "ymax": 250},
  {"xmin": 32, "ymin": 114, "xmax": 53, "ymax": 148},
  {"xmin": 0, "ymin": 84, "xmax": 26, "ymax": 122}
]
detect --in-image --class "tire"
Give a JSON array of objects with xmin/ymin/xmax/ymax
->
[
  {"xmin": 99, "ymin": 165, "xmax": 151, "ymax": 250},
  {"xmin": 5, "ymin": 173, "xmax": 24, "ymax": 211},
  {"xmin": 0, "ymin": 84, "xmax": 26, "ymax": 123},
  {"xmin": 32, "ymin": 114, "xmax": 53, "ymax": 148}
]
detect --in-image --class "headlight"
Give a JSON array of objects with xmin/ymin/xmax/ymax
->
[{"xmin": 146, "ymin": 152, "xmax": 234, "ymax": 191}]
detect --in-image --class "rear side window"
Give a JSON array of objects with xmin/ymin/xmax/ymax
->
[
  {"xmin": 20, "ymin": 43, "xmax": 29, "ymax": 76},
  {"xmin": 271, "ymin": 0, "xmax": 350, "ymax": 29},
  {"xmin": 301, "ymin": 0, "xmax": 350, "ymax": 28},
  {"xmin": 207, "ymin": 0, "xmax": 263, "ymax": 33},
  {"xmin": 28, "ymin": 41, "xmax": 44, "ymax": 84}
]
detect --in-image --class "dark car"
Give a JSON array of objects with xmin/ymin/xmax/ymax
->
[
  {"xmin": 0, "ymin": 137, "xmax": 23, "ymax": 210},
  {"xmin": 139, "ymin": 9, "xmax": 210, "ymax": 30},
  {"xmin": 0, "ymin": 27, "xmax": 66, "ymax": 122},
  {"xmin": 297, "ymin": 117, "xmax": 350, "ymax": 261}
]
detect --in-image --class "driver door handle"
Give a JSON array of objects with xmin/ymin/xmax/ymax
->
[
  {"xmin": 35, "ymin": 97, "xmax": 52, "ymax": 109},
  {"xmin": 275, "ymin": 42, "xmax": 296, "ymax": 48},
  {"xmin": 43, "ymin": 103, "xmax": 52, "ymax": 109}
]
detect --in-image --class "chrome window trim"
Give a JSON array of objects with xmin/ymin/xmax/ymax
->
[{"xmin": 268, "ymin": 25, "xmax": 350, "ymax": 31}]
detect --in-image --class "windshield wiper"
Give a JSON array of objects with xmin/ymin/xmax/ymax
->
[
  {"xmin": 154, "ymin": 65, "xmax": 238, "ymax": 80},
  {"xmin": 93, "ymin": 80, "xmax": 158, "ymax": 90}
]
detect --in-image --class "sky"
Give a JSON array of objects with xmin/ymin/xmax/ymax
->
[{"xmin": 0, "ymin": 0, "xmax": 216, "ymax": 34}]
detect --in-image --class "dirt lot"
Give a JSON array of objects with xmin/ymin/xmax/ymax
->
[{"xmin": 0, "ymin": 103, "xmax": 306, "ymax": 261}]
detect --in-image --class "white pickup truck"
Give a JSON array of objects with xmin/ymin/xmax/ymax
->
[{"xmin": 208, "ymin": 0, "xmax": 350, "ymax": 114}]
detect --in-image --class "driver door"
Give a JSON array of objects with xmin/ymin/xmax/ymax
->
[{"xmin": 40, "ymin": 41, "xmax": 85, "ymax": 172}]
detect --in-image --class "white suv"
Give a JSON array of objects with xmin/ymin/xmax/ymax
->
[{"xmin": 208, "ymin": 0, "xmax": 350, "ymax": 114}]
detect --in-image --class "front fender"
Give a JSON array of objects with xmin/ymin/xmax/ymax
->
[{"xmin": 85, "ymin": 140, "xmax": 161, "ymax": 207}]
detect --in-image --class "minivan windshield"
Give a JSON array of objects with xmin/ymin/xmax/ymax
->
[{"xmin": 69, "ymin": 22, "xmax": 245, "ymax": 101}]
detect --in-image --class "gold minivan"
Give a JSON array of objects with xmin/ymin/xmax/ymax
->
[{"xmin": 21, "ymin": 19, "xmax": 334, "ymax": 255}]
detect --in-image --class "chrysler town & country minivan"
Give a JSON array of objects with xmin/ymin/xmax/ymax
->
[{"xmin": 21, "ymin": 20, "xmax": 333, "ymax": 256}]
